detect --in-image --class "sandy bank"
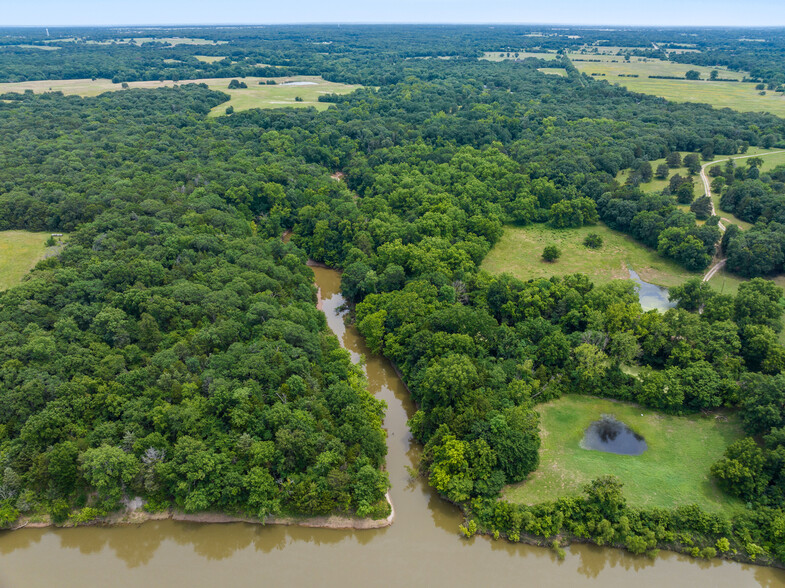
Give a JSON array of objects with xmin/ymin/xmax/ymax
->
[{"xmin": 12, "ymin": 492, "xmax": 394, "ymax": 531}]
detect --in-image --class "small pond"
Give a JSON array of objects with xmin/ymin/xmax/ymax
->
[
  {"xmin": 628, "ymin": 268, "xmax": 676, "ymax": 312},
  {"xmin": 582, "ymin": 415, "xmax": 648, "ymax": 455}
]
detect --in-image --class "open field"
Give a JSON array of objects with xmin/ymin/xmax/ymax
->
[
  {"xmin": 537, "ymin": 67, "xmax": 566, "ymax": 77},
  {"xmin": 574, "ymin": 56, "xmax": 743, "ymax": 80},
  {"xmin": 571, "ymin": 58, "xmax": 785, "ymax": 117},
  {"xmin": 482, "ymin": 51, "xmax": 558, "ymax": 61},
  {"xmin": 503, "ymin": 395, "xmax": 745, "ymax": 514},
  {"xmin": 482, "ymin": 222, "xmax": 697, "ymax": 288},
  {"xmin": 194, "ymin": 55, "xmax": 226, "ymax": 63},
  {"xmin": 14, "ymin": 44, "xmax": 61, "ymax": 51},
  {"xmin": 0, "ymin": 76, "xmax": 361, "ymax": 114},
  {"xmin": 0, "ymin": 231, "xmax": 60, "ymax": 291},
  {"xmin": 203, "ymin": 77, "xmax": 361, "ymax": 115}
]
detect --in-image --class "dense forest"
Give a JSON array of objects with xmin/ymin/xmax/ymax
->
[{"xmin": 0, "ymin": 26, "xmax": 784, "ymax": 566}]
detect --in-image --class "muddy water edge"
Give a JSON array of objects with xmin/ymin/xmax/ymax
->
[{"xmin": 0, "ymin": 266, "xmax": 782, "ymax": 588}]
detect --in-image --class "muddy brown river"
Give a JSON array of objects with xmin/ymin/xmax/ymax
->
[{"xmin": 0, "ymin": 266, "xmax": 782, "ymax": 587}]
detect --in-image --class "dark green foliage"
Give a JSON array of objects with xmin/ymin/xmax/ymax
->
[
  {"xmin": 690, "ymin": 195, "xmax": 713, "ymax": 219},
  {"xmin": 583, "ymin": 233, "xmax": 603, "ymax": 248},
  {"xmin": 542, "ymin": 245, "xmax": 561, "ymax": 262},
  {"xmin": 0, "ymin": 25, "xmax": 784, "ymax": 564}
]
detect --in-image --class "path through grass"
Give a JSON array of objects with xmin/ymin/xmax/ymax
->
[{"xmin": 503, "ymin": 395, "xmax": 745, "ymax": 514}]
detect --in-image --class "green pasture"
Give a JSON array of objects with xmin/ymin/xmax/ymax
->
[
  {"xmin": 481, "ymin": 222, "xmax": 697, "ymax": 288},
  {"xmin": 573, "ymin": 57, "xmax": 744, "ymax": 81},
  {"xmin": 0, "ymin": 76, "xmax": 361, "ymax": 114},
  {"xmin": 194, "ymin": 55, "xmax": 226, "ymax": 63},
  {"xmin": 503, "ymin": 395, "xmax": 745, "ymax": 514},
  {"xmin": 204, "ymin": 77, "xmax": 361, "ymax": 115},
  {"xmin": 0, "ymin": 231, "xmax": 58, "ymax": 291},
  {"xmin": 572, "ymin": 58, "xmax": 785, "ymax": 117}
]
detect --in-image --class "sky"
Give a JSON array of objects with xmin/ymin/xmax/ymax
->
[{"xmin": 3, "ymin": 0, "xmax": 785, "ymax": 28}]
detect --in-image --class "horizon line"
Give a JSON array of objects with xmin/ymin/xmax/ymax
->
[{"xmin": 3, "ymin": 22, "xmax": 785, "ymax": 29}]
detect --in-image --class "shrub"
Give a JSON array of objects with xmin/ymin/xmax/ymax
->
[
  {"xmin": 542, "ymin": 245, "xmax": 561, "ymax": 262},
  {"xmin": 584, "ymin": 233, "xmax": 603, "ymax": 248}
]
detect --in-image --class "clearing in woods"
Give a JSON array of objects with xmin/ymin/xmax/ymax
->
[
  {"xmin": 0, "ymin": 76, "xmax": 361, "ymax": 114},
  {"xmin": 503, "ymin": 395, "xmax": 745, "ymax": 514},
  {"xmin": 0, "ymin": 231, "xmax": 62, "ymax": 291},
  {"xmin": 481, "ymin": 222, "xmax": 697, "ymax": 288}
]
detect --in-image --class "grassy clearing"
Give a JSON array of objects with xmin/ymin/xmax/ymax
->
[
  {"xmin": 0, "ymin": 76, "xmax": 361, "ymax": 114},
  {"xmin": 572, "ymin": 58, "xmax": 785, "ymax": 118},
  {"xmin": 616, "ymin": 151, "xmax": 695, "ymax": 195},
  {"xmin": 482, "ymin": 51, "xmax": 558, "ymax": 61},
  {"xmin": 481, "ymin": 222, "xmax": 697, "ymax": 288},
  {"xmin": 503, "ymin": 395, "xmax": 745, "ymax": 514},
  {"xmin": 205, "ymin": 77, "xmax": 361, "ymax": 115},
  {"xmin": 194, "ymin": 55, "xmax": 226, "ymax": 63},
  {"xmin": 537, "ymin": 68, "xmax": 567, "ymax": 77},
  {"xmin": 0, "ymin": 231, "xmax": 60, "ymax": 291},
  {"xmin": 15, "ymin": 45, "xmax": 61, "ymax": 51}
]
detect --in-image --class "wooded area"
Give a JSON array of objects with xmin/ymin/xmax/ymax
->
[{"xmin": 0, "ymin": 25, "xmax": 784, "ymax": 566}]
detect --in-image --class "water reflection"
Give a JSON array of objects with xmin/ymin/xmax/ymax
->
[
  {"xmin": 582, "ymin": 415, "xmax": 648, "ymax": 456},
  {"xmin": 629, "ymin": 268, "xmax": 676, "ymax": 312},
  {"xmin": 1, "ymin": 266, "xmax": 783, "ymax": 588}
]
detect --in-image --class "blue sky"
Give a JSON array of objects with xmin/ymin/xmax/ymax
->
[{"xmin": 4, "ymin": 0, "xmax": 785, "ymax": 27}]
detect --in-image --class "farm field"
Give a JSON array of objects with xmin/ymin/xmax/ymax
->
[
  {"xmin": 0, "ymin": 231, "xmax": 58, "ymax": 291},
  {"xmin": 481, "ymin": 222, "xmax": 698, "ymax": 288},
  {"xmin": 0, "ymin": 76, "xmax": 361, "ymax": 114},
  {"xmin": 573, "ymin": 56, "xmax": 744, "ymax": 80},
  {"xmin": 503, "ymin": 395, "xmax": 745, "ymax": 514},
  {"xmin": 572, "ymin": 57, "xmax": 785, "ymax": 117}
]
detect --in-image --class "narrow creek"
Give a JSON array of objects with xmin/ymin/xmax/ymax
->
[{"xmin": 0, "ymin": 266, "xmax": 782, "ymax": 587}]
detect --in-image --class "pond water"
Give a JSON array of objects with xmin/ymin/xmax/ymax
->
[
  {"xmin": 280, "ymin": 81, "xmax": 318, "ymax": 86},
  {"xmin": 582, "ymin": 415, "xmax": 648, "ymax": 456},
  {"xmin": 0, "ymin": 267, "xmax": 782, "ymax": 587},
  {"xmin": 628, "ymin": 268, "xmax": 676, "ymax": 312}
]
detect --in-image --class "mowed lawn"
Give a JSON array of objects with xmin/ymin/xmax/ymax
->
[
  {"xmin": 0, "ymin": 231, "xmax": 54, "ymax": 291},
  {"xmin": 481, "ymin": 222, "xmax": 698, "ymax": 288},
  {"xmin": 503, "ymin": 395, "xmax": 745, "ymax": 514},
  {"xmin": 0, "ymin": 76, "xmax": 361, "ymax": 115}
]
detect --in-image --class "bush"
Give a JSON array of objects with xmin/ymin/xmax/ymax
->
[
  {"xmin": 0, "ymin": 500, "xmax": 19, "ymax": 529},
  {"xmin": 49, "ymin": 498, "xmax": 71, "ymax": 524},
  {"xmin": 584, "ymin": 233, "xmax": 603, "ymax": 248},
  {"xmin": 542, "ymin": 245, "xmax": 561, "ymax": 262}
]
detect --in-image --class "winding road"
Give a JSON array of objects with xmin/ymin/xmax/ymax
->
[{"xmin": 699, "ymin": 150, "xmax": 785, "ymax": 281}]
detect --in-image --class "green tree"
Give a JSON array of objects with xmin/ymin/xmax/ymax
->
[
  {"xmin": 584, "ymin": 233, "xmax": 603, "ymax": 248},
  {"xmin": 542, "ymin": 245, "xmax": 561, "ymax": 262},
  {"xmin": 80, "ymin": 445, "xmax": 140, "ymax": 509}
]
